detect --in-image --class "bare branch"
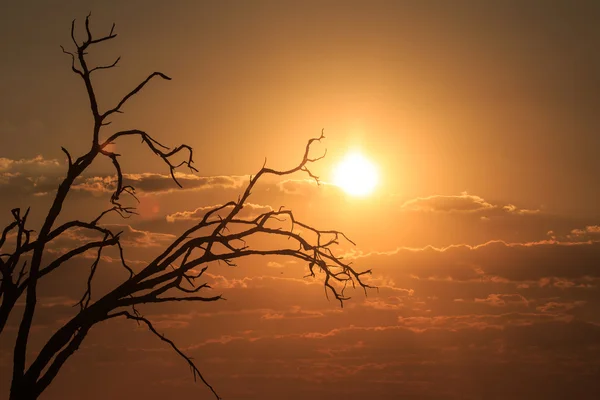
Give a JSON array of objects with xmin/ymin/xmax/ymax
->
[
  {"xmin": 99, "ymin": 130, "xmax": 197, "ymax": 203},
  {"xmin": 102, "ymin": 72, "xmax": 171, "ymax": 119},
  {"xmin": 84, "ymin": 12, "xmax": 92, "ymax": 43},
  {"xmin": 91, "ymin": 206, "xmax": 138, "ymax": 225},
  {"xmin": 59, "ymin": 46, "xmax": 83, "ymax": 76},
  {"xmin": 70, "ymin": 19, "xmax": 78, "ymax": 47},
  {"xmin": 205, "ymin": 130, "xmax": 326, "ymax": 244},
  {"xmin": 105, "ymin": 311, "xmax": 221, "ymax": 400},
  {"xmin": 81, "ymin": 13, "xmax": 117, "ymax": 48},
  {"xmin": 41, "ymin": 238, "xmax": 118, "ymax": 281},
  {"xmin": 77, "ymin": 232, "xmax": 110, "ymax": 310},
  {"xmin": 33, "ymin": 325, "xmax": 91, "ymax": 397},
  {"xmin": 89, "ymin": 56, "xmax": 120, "ymax": 73},
  {"xmin": 47, "ymin": 220, "xmax": 117, "ymax": 243}
]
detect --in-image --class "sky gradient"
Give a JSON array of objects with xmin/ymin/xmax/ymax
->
[{"xmin": 1, "ymin": 1, "xmax": 600, "ymax": 399}]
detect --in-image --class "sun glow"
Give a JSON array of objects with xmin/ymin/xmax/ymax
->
[{"xmin": 332, "ymin": 152, "xmax": 379, "ymax": 196}]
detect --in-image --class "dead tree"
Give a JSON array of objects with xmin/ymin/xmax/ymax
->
[{"xmin": 0, "ymin": 15, "xmax": 373, "ymax": 400}]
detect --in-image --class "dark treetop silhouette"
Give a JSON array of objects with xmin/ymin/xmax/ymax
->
[{"xmin": 0, "ymin": 15, "xmax": 373, "ymax": 400}]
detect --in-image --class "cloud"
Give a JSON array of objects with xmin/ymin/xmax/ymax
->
[
  {"xmin": 0, "ymin": 165, "xmax": 246, "ymax": 198},
  {"xmin": 361, "ymin": 296, "xmax": 406, "ymax": 311},
  {"xmin": 106, "ymin": 224, "xmax": 176, "ymax": 247},
  {"xmin": 0, "ymin": 156, "xmax": 63, "ymax": 197},
  {"xmin": 0, "ymin": 155, "xmax": 60, "ymax": 173},
  {"xmin": 570, "ymin": 225, "xmax": 600, "ymax": 240},
  {"xmin": 4, "ymin": 162, "xmax": 600, "ymax": 400},
  {"xmin": 166, "ymin": 203, "xmax": 273, "ymax": 223},
  {"xmin": 261, "ymin": 306, "xmax": 325, "ymax": 320},
  {"xmin": 72, "ymin": 173, "xmax": 246, "ymax": 196},
  {"xmin": 395, "ymin": 312, "xmax": 578, "ymax": 332},
  {"xmin": 267, "ymin": 261, "xmax": 284, "ymax": 268},
  {"xmin": 277, "ymin": 179, "xmax": 338, "ymax": 196},
  {"xmin": 348, "ymin": 239, "xmax": 600, "ymax": 283},
  {"xmin": 49, "ymin": 224, "xmax": 176, "ymax": 249},
  {"xmin": 536, "ymin": 301, "xmax": 587, "ymax": 313},
  {"xmin": 6, "ymin": 222, "xmax": 600, "ymax": 400},
  {"xmin": 400, "ymin": 192, "xmax": 539, "ymax": 215},
  {"xmin": 474, "ymin": 293, "xmax": 529, "ymax": 307},
  {"xmin": 205, "ymin": 273, "xmax": 320, "ymax": 290},
  {"xmin": 401, "ymin": 193, "xmax": 495, "ymax": 212}
]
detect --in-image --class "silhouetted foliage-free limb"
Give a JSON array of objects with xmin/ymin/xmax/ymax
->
[{"xmin": 0, "ymin": 14, "xmax": 373, "ymax": 400}]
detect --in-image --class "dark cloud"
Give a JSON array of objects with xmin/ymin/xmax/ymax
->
[
  {"xmin": 72, "ymin": 173, "xmax": 246, "ymax": 195},
  {"xmin": 352, "ymin": 239, "xmax": 600, "ymax": 283},
  {"xmin": 0, "ymin": 156, "xmax": 63, "ymax": 197},
  {"xmin": 0, "ymin": 155, "xmax": 61, "ymax": 173},
  {"xmin": 0, "ymin": 168, "xmax": 246, "ymax": 198}
]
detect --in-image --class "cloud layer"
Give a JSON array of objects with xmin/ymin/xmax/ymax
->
[{"xmin": 2, "ymin": 162, "xmax": 600, "ymax": 400}]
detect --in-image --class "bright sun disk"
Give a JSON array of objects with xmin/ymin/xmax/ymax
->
[{"xmin": 332, "ymin": 152, "xmax": 379, "ymax": 196}]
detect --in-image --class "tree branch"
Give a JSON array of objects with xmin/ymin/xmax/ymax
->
[
  {"xmin": 4, "ymin": 13, "xmax": 375, "ymax": 400},
  {"xmin": 89, "ymin": 56, "xmax": 120, "ymax": 73},
  {"xmin": 105, "ymin": 311, "xmax": 221, "ymax": 400},
  {"xmin": 101, "ymin": 72, "xmax": 171, "ymax": 119},
  {"xmin": 101, "ymin": 129, "xmax": 197, "ymax": 188},
  {"xmin": 33, "ymin": 325, "xmax": 91, "ymax": 398}
]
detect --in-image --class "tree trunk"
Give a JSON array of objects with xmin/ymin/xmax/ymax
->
[
  {"xmin": 0, "ymin": 291, "xmax": 18, "ymax": 335},
  {"xmin": 10, "ymin": 379, "xmax": 39, "ymax": 400}
]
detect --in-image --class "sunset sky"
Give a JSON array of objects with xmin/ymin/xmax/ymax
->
[{"xmin": 2, "ymin": 1, "xmax": 600, "ymax": 399}]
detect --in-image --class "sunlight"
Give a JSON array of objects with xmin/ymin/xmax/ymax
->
[{"xmin": 332, "ymin": 151, "xmax": 379, "ymax": 196}]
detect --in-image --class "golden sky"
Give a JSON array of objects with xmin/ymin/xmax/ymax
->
[{"xmin": 1, "ymin": 1, "xmax": 600, "ymax": 399}]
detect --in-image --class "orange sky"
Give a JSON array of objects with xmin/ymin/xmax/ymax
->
[{"xmin": 1, "ymin": 1, "xmax": 600, "ymax": 399}]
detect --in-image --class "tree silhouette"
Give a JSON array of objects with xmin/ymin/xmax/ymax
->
[{"xmin": 0, "ymin": 15, "xmax": 373, "ymax": 400}]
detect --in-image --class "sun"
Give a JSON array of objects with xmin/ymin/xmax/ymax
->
[{"xmin": 332, "ymin": 151, "xmax": 379, "ymax": 196}]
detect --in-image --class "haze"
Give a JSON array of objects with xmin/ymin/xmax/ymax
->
[{"xmin": 1, "ymin": 1, "xmax": 600, "ymax": 399}]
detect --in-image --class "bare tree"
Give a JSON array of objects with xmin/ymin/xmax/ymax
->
[{"xmin": 0, "ymin": 15, "xmax": 373, "ymax": 400}]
